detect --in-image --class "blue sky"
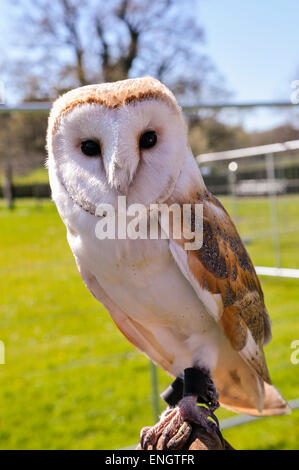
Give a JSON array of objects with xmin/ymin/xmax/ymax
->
[
  {"xmin": 1, "ymin": 0, "xmax": 299, "ymax": 130},
  {"xmin": 199, "ymin": 0, "xmax": 299, "ymax": 103},
  {"xmin": 197, "ymin": 0, "xmax": 299, "ymax": 129}
]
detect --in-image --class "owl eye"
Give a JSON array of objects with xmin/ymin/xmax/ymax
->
[
  {"xmin": 139, "ymin": 131, "xmax": 157, "ymax": 149},
  {"xmin": 81, "ymin": 140, "xmax": 101, "ymax": 157}
]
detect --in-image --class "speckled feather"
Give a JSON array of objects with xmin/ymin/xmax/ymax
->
[{"xmin": 170, "ymin": 188, "xmax": 272, "ymax": 383}]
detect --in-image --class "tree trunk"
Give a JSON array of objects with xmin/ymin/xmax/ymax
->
[
  {"xmin": 76, "ymin": 48, "xmax": 87, "ymax": 86},
  {"xmin": 3, "ymin": 160, "xmax": 14, "ymax": 209}
]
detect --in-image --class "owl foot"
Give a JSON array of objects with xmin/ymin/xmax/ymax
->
[{"xmin": 140, "ymin": 395, "xmax": 219, "ymax": 450}]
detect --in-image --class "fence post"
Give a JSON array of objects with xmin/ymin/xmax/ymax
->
[
  {"xmin": 3, "ymin": 160, "xmax": 14, "ymax": 209},
  {"xmin": 265, "ymin": 153, "xmax": 281, "ymax": 268},
  {"xmin": 149, "ymin": 361, "xmax": 160, "ymax": 423},
  {"xmin": 228, "ymin": 161, "xmax": 238, "ymax": 222}
]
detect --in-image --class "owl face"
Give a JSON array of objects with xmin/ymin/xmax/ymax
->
[{"xmin": 47, "ymin": 77, "xmax": 189, "ymax": 214}]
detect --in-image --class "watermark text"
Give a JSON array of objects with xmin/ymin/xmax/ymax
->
[
  {"xmin": 291, "ymin": 340, "xmax": 299, "ymax": 365},
  {"xmin": 0, "ymin": 341, "xmax": 5, "ymax": 364},
  {"xmin": 290, "ymin": 80, "xmax": 299, "ymax": 104},
  {"xmin": 95, "ymin": 196, "xmax": 203, "ymax": 250},
  {"xmin": 0, "ymin": 81, "xmax": 5, "ymax": 104}
]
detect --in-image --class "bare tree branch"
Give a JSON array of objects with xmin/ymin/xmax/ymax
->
[{"xmin": 7, "ymin": 0, "xmax": 227, "ymax": 101}]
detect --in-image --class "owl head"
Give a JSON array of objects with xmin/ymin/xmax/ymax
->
[{"xmin": 47, "ymin": 76, "xmax": 190, "ymax": 214}]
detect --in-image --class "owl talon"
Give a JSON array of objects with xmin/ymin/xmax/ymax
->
[
  {"xmin": 140, "ymin": 408, "xmax": 177, "ymax": 449},
  {"xmin": 140, "ymin": 426, "xmax": 151, "ymax": 449},
  {"xmin": 164, "ymin": 421, "xmax": 192, "ymax": 450},
  {"xmin": 139, "ymin": 395, "xmax": 220, "ymax": 450}
]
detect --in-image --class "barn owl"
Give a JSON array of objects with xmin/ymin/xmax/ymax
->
[{"xmin": 47, "ymin": 76, "xmax": 290, "ymax": 449}]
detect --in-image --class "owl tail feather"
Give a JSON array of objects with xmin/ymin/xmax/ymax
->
[
  {"xmin": 213, "ymin": 343, "xmax": 291, "ymax": 416},
  {"xmin": 219, "ymin": 381, "xmax": 291, "ymax": 416}
]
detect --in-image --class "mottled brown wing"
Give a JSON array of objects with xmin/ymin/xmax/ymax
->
[{"xmin": 169, "ymin": 190, "xmax": 272, "ymax": 384}]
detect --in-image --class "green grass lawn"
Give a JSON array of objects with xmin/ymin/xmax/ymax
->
[{"xmin": 0, "ymin": 195, "xmax": 298, "ymax": 449}]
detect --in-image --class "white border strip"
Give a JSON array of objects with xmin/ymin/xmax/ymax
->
[
  {"xmin": 1, "ymin": 101, "xmax": 296, "ymax": 113},
  {"xmin": 196, "ymin": 140, "xmax": 299, "ymax": 163},
  {"xmin": 255, "ymin": 266, "xmax": 299, "ymax": 279}
]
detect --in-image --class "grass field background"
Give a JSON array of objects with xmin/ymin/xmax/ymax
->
[{"xmin": 0, "ymin": 195, "xmax": 298, "ymax": 449}]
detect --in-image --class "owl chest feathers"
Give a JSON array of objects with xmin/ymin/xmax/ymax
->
[{"xmin": 67, "ymin": 212, "xmax": 221, "ymax": 374}]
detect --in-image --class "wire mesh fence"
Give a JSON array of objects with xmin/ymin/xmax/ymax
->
[
  {"xmin": 197, "ymin": 142, "xmax": 299, "ymax": 271},
  {"xmin": 0, "ymin": 105, "xmax": 299, "ymax": 449}
]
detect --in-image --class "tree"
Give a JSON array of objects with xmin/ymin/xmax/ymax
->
[
  {"xmin": 250, "ymin": 123, "xmax": 299, "ymax": 146},
  {"xmin": 1, "ymin": 0, "xmax": 230, "ymax": 208},
  {"xmin": 8, "ymin": 0, "xmax": 225, "ymax": 102},
  {"xmin": 0, "ymin": 111, "xmax": 48, "ymax": 207},
  {"xmin": 188, "ymin": 117, "xmax": 251, "ymax": 155}
]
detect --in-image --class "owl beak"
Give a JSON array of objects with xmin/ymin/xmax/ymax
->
[{"xmin": 106, "ymin": 158, "xmax": 132, "ymax": 196}]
